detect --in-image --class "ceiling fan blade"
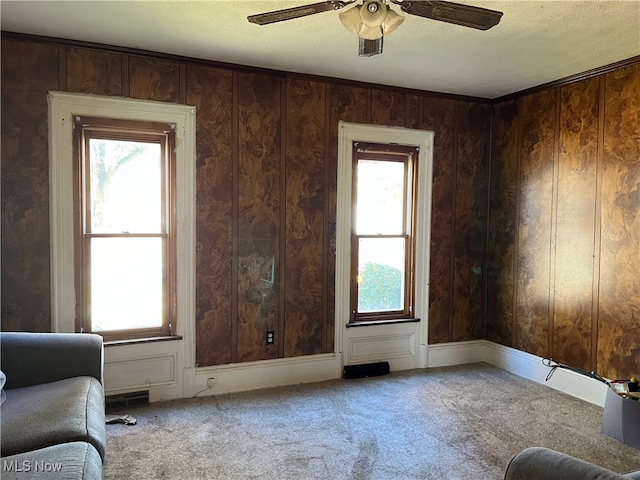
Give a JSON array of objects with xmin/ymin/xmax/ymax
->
[
  {"xmin": 400, "ymin": 1, "xmax": 503, "ymax": 30},
  {"xmin": 248, "ymin": 1, "xmax": 352, "ymax": 25}
]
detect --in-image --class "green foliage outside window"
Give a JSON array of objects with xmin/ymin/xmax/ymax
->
[{"xmin": 358, "ymin": 262, "xmax": 402, "ymax": 312}]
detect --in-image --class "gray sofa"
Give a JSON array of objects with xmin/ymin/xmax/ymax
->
[
  {"xmin": 0, "ymin": 332, "xmax": 106, "ymax": 479},
  {"xmin": 505, "ymin": 447, "xmax": 640, "ymax": 480}
]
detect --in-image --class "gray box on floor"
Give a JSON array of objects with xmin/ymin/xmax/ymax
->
[{"xmin": 602, "ymin": 387, "xmax": 640, "ymax": 449}]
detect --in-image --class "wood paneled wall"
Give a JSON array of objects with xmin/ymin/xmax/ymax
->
[
  {"xmin": 487, "ymin": 63, "xmax": 640, "ymax": 380},
  {"xmin": 3, "ymin": 36, "xmax": 637, "ymax": 378},
  {"xmin": 1, "ymin": 36, "xmax": 490, "ymax": 367}
]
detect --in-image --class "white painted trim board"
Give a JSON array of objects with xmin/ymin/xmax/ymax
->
[{"xmin": 428, "ymin": 340, "xmax": 608, "ymax": 406}]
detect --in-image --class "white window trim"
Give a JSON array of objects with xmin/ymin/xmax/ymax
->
[
  {"xmin": 336, "ymin": 122, "xmax": 434, "ymax": 368},
  {"xmin": 48, "ymin": 92, "xmax": 196, "ymax": 362}
]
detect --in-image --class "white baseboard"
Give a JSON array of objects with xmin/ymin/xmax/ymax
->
[
  {"xmin": 426, "ymin": 340, "xmax": 487, "ymax": 367},
  {"xmin": 426, "ymin": 340, "xmax": 608, "ymax": 406},
  {"xmin": 104, "ymin": 338, "xmax": 608, "ymax": 407},
  {"xmin": 482, "ymin": 341, "xmax": 608, "ymax": 406},
  {"xmin": 189, "ymin": 353, "xmax": 341, "ymax": 398},
  {"xmin": 427, "ymin": 340, "xmax": 607, "ymax": 407}
]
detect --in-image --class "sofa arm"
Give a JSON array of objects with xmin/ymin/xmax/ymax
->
[
  {"xmin": 504, "ymin": 447, "xmax": 627, "ymax": 480},
  {"xmin": 0, "ymin": 332, "xmax": 103, "ymax": 388}
]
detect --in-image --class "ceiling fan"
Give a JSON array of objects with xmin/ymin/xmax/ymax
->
[{"xmin": 248, "ymin": 1, "xmax": 503, "ymax": 57}]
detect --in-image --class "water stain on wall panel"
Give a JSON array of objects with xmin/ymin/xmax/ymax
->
[
  {"xmin": 284, "ymin": 79, "xmax": 326, "ymax": 357},
  {"xmin": 553, "ymin": 78, "xmax": 599, "ymax": 370},
  {"xmin": 486, "ymin": 100, "xmax": 519, "ymax": 346},
  {"xmin": 237, "ymin": 73, "xmax": 282, "ymax": 362},
  {"xmin": 516, "ymin": 90, "xmax": 557, "ymax": 358},
  {"xmin": 328, "ymin": 84, "xmax": 369, "ymax": 350},
  {"xmin": 187, "ymin": 65, "xmax": 234, "ymax": 367},
  {"xmin": 129, "ymin": 57, "xmax": 180, "ymax": 102},
  {"xmin": 422, "ymin": 97, "xmax": 456, "ymax": 344},
  {"xmin": 452, "ymin": 102, "xmax": 490, "ymax": 341},
  {"xmin": 66, "ymin": 48, "xmax": 122, "ymax": 96},
  {"xmin": 1, "ymin": 40, "xmax": 59, "ymax": 332},
  {"xmin": 598, "ymin": 64, "xmax": 640, "ymax": 379}
]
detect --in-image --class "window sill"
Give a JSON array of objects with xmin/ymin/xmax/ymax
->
[
  {"xmin": 346, "ymin": 318, "xmax": 421, "ymax": 328},
  {"xmin": 104, "ymin": 335, "xmax": 182, "ymax": 347}
]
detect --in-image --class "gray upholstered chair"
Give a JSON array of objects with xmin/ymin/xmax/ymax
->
[{"xmin": 505, "ymin": 447, "xmax": 640, "ymax": 480}]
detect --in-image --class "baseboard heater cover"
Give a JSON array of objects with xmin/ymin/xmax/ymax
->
[
  {"xmin": 105, "ymin": 390, "xmax": 150, "ymax": 410},
  {"xmin": 344, "ymin": 361, "xmax": 390, "ymax": 379}
]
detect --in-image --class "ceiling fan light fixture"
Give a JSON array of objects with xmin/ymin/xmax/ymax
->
[
  {"xmin": 381, "ymin": 7, "xmax": 404, "ymax": 35},
  {"xmin": 339, "ymin": 4, "xmax": 382, "ymax": 40},
  {"xmin": 360, "ymin": 0, "xmax": 386, "ymax": 26},
  {"xmin": 339, "ymin": 1, "xmax": 404, "ymax": 40},
  {"xmin": 358, "ymin": 23, "xmax": 384, "ymax": 40},
  {"xmin": 338, "ymin": 5, "xmax": 362, "ymax": 34}
]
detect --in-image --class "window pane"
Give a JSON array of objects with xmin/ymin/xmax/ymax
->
[
  {"xmin": 356, "ymin": 160, "xmax": 405, "ymax": 235},
  {"xmin": 90, "ymin": 237, "xmax": 163, "ymax": 331},
  {"xmin": 357, "ymin": 237, "xmax": 405, "ymax": 313},
  {"xmin": 89, "ymin": 139, "xmax": 162, "ymax": 233}
]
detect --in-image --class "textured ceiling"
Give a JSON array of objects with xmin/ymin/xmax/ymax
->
[{"xmin": 1, "ymin": 1, "xmax": 639, "ymax": 98}]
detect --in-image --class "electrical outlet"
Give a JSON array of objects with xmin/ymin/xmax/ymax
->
[
  {"xmin": 266, "ymin": 330, "xmax": 275, "ymax": 345},
  {"xmin": 207, "ymin": 378, "xmax": 216, "ymax": 388}
]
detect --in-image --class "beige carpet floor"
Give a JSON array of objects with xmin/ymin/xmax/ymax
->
[{"xmin": 104, "ymin": 363, "xmax": 640, "ymax": 479}]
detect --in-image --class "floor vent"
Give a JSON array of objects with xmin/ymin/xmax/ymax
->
[
  {"xmin": 344, "ymin": 361, "xmax": 390, "ymax": 380},
  {"xmin": 105, "ymin": 390, "xmax": 150, "ymax": 410}
]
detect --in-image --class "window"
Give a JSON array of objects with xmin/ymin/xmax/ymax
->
[
  {"xmin": 74, "ymin": 116, "xmax": 176, "ymax": 340},
  {"xmin": 350, "ymin": 143, "xmax": 418, "ymax": 323}
]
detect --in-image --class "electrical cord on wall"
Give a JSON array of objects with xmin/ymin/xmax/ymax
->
[{"xmin": 542, "ymin": 358, "xmax": 609, "ymax": 384}]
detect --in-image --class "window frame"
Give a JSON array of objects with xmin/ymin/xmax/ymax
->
[
  {"xmin": 49, "ymin": 91, "xmax": 196, "ymax": 383},
  {"xmin": 73, "ymin": 116, "xmax": 177, "ymax": 341},
  {"xmin": 349, "ymin": 142, "xmax": 419, "ymax": 324},
  {"xmin": 336, "ymin": 122, "xmax": 433, "ymax": 370}
]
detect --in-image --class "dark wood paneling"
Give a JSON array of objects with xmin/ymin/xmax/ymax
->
[
  {"xmin": 284, "ymin": 79, "xmax": 326, "ymax": 357},
  {"xmin": 371, "ymin": 90, "xmax": 406, "ymax": 127},
  {"xmin": 452, "ymin": 102, "xmax": 490, "ymax": 341},
  {"xmin": 515, "ymin": 89, "xmax": 557, "ymax": 358},
  {"xmin": 490, "ymin": 62, "xmax": 640, "ymax": 379},
  {"xmin": 187, "ymin": 65, "xmax": 234, "ymax": 367},
  {"xmin": 6, "ymin": 35, "xmax": 638, "ymax": 379},
  {"xmin": 66, "ymin": 48, "xmax": 122, "ymax": 95},
  {"xmin": 486, "ymin": 100, "xmax": 520, "ymax": 346},
  {"xmin": 406, "ymin": 94, "xmax": 421, "ymax": 129},
  {"xmin": 1, "ymin": 39, "xmax": 59, "ymax": 332},
  {"xmin": 553, "ymin": 78, "xmax": 599, "ymax": 370},
  {"xmin": 328, "ymin": 85, "xmax": 368, "ymax": 349},
  {"xmin": 597, "ymin": 64, "xmax": 640, "ymax": 379},
  {"xmin": 129, "ymin": 56, "xmax": 180, "ymax": 102},
  {"xmin": 421, "ymin": 97, "xmax": 456, "ymax": 344},
  {"xmin": 237, "ymin": 73, "xmax": 282, "ymax": 362},
  {"xmin": 0, "ymin": 36, "xmax": 495, "ymax": 361}
]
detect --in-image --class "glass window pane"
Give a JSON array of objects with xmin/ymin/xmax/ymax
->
[
  {"xmin": 89, "ymin": 139, "xmax": 162, "ymax": 233},
  {"xmin": 357, "ymin": 237, "xmax": 405, "ymax": 313},
  {"xmin": 90, "ymin": 237, "xmax": 163, "ymax": 331},
  {"xmin": 356, "ymin": 159, "xmax": 405, "ymax": 235}
]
